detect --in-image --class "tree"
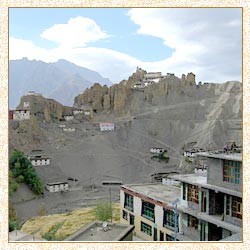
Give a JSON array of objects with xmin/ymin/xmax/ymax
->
[
  {"xmin": 94, "ymin": 202, "xmax": 112, "ymax": 221},
  {"xmin": 9, "ymin": 149, "xmax": 44, "ymax": 195}
]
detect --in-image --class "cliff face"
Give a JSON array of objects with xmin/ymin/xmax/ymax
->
[
  {"xmin": 16, "ymin": 94, "xmax": 72, "ymax": 122},
  {"xmin": 74, "ymin": 82, "xmax": 131, "ymax": 116},
  {"xmin": 73, "ymin": 69, "xmax": 193, "ymax": 114}
]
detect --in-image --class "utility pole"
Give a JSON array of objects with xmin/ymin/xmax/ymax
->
[
  {"xmin": 172, "ymin": 198, "xmax": 179, "ymax": 241},
  {"xmin": 109, "ymin": 187, "xmax": 112, "ymax": 222},
  {"xmin": 102, "ymin": 180, "xmax": 122, "ymax": 223}
]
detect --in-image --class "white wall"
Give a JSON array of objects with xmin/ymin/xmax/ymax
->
[
  {"xmin": 155, "ymin": 204, "xmax": 163, "ymax": 226},
  {"xmin": 31, "ymin": 158, "xmax": 50, "ymax": 166},
  {"xmin": 13, "ymin": 111, "xmax": 30, "ymax": 121},
  {"xmin": 120, "ymin": 190, "xmax": 125, "ymax": 209},
  {"xmin": 134, "ymin": 196, "xmax": 142, "ymax": 215}
]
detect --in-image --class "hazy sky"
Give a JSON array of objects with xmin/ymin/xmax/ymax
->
[{"xmin": 9, "ymin": 8, "xmax": 242, "ymax": 83}]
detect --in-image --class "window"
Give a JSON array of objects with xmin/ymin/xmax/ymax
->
[
  {"xmin": 226, "ymin": 195, "xmax": 231, "ymax": 215},
  {"xmin": 163, "ymin": 209, "xmax": 178, "ymax": 230},
  {"xmin": 187, "ymin": 185, "xmax": 198, "ymax": 204},
  {"xmin": 124, "ymin": 193, "xmax": 133, "ymax": 211},
  {"xmin": 232, "ymin": 196, "xmax": 242, "ymax": 219},
  {"xmin": 142, "ymin": 201, "xmax": 155, "ymax": 222},
  {"xmin": 223, "ymin": 160, "xmax": 241, "ymax": 184},
  {"xmin": 166, "ymin": 234, "xmax": 178, "ymax": 241},
  {"xmin": 183, "ymin": 183, "xmax": 186, "ymax": 200},
  {"xmin": 141, "ymin": 221, "xmax": 152, "ymax": 236},
  {"xmin": 122, "ymin": 210, "xmax": 128, "ymax": 220},
  {"xmin": 188, "ymin": 214, "xmax": 198, "ymax": 230}
]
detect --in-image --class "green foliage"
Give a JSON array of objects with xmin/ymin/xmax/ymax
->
[
  {"xmin": 9, "ymin": 171, "xmax": 19, "ymax": 195},
  {"xmin": 9, "ymin": 220, "xmax": 18, "ymax": 232},
  {"xmin": 9, "ymin": 201, "xmax": 19, "ymax": 232},
  {"xmin": 9, "ymin": 149, "xmax": 44, "ymax": 195},
  {"xmin": 94, "ymin": 202, "xmax": 112, "ymax": 222},
  {"xmin": 16, "ymin": 175, "xmax": 24, "ymax": 183},
  {"xmin": 151, "ymin": 151, "xmax": 169, "ymax": 163},
  {"xmin": 42, "ymin": 222, "xmax": 65, "ymax": 241}
]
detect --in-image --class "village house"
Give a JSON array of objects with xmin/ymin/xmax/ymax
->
[
  {"xmin": 13, "ymin": 110, "xmax": 30, "ymax": 121},
  {"xmin": 29, "ymin": 155, "xmax": 51, "ymax": 166},
  {"xmin": 46, "ymin": 181, "xmax": 69, "ymax": 193},
  {"xmin": 84, "ymin": 110, "xmax": 91, "ymax": 116},
  {"xmin": 63, "ymin": 115, "xmax": 74, "ymax": 121},
  {"xmin": 143, "ymin": 72, "xmax": 162, "ymax": 86},
  {"xmin": 99, "ymin": 123, "xmax": 115, "ymax": 132},
  {"xmin": 73, "ymin": 109, "xmax": 83, "ymax": 115},
  {"xmin": 63, "ymin": 127, "xmax": 76, "ymax": 132},
  {"xmin": 133, "ymin": 82, "xmax": 145, "ymax": 89},
  {"xmin": 150, "ymin": 147, "xmax": 165, "ymax": 155},
  {"xmin": 120, "ymin": 150, "xmax": 242, "ymax": 241},
  {"xmin": 28, "ymin": 150, "xmax": 50, "ymax": 167}
]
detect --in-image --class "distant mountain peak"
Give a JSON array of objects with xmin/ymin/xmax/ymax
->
[{"xmin": 9, "ymin": 58, "xmax": 113, "ymax": 109}]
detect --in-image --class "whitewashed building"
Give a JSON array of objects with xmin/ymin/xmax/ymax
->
[
  {"xmin": 150, "ymin": 148, "xmax": 165, "ymax": 154},
  {"xmin": 29, "ymin": 156, "xmax": 51, "ymax": 166},
  {"xmin": 144, "ymin": 72, "xmax": 162, "ymax": 86},
  {"xmin": 46, "ymin": 181, "xmax": 69, "ymax": 193},
  {"xmin": 63, "ymin": 115, "xmax": 74, "ymax": 121},
  {"xmin": 23, "ymin": 102, "xmax": 30, "ymax": 108},
  {"xmin": 99, "ymin": 123, "xmax": 115, "ymax": 132},
  {"xmin": 84, "ymin": 110, "xmax": 91, "ymax": 116},
  {"xmin": 73, "ymin": 109, "xmax": 83, "ymax": 115},
  {"xmin": 13, "ymin": 110, "xmax": 30, "ymax": 121},
  {"xmin": 63, "ymin": 127, "xmax": 76, "ymax": 132}
]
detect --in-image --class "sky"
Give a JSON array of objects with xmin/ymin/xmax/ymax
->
[{"xmin": 9, "ymin": 8, "xmax": 242, "ymax": 84}]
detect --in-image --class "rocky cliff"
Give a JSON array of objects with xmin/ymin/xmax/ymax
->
[
  {"xmin": 16, "ymin": 94, "xmax": 72, "ymax": 122},
  {"xmin": 74, "ymin": 69, "xmax": 196, "ymax": 115}
]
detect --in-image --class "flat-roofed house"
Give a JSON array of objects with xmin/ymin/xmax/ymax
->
[
  {"xmin": 120, "ymin": 150, "xmax": 242, "ymax": 241},
  {"xmin": 73, "ymin": 109, "xmax": 83, "ymax": 115},
  {"xmin": 150, "ymin": 147, "xmax": 165, "ymax": 154},
  {"xmin": 29, "ymin": 155, "xmax": 51, "ymax": 166},
  {"xmin": 28, "ymin": 150, "xmax": 50, "ymax": 166},
  {"xmin": 120, "ymin": 183, "xmax": 182, "ymax": 241},
  {"xmin": 13, "ymin": 110, "xmax": 30, "ymax": 121},
  {"xmin": 99, "ymin": 123, "xmax": 115, "ymax": 132},
  {"xmin": 63, "ymin": 115, "xmax": 74, "ymax": 121},
  {"xmin": 168, "ymin": 150, "xmax": 242, "ymax": 241},
  {"xmin": 46, "ymin": 181, "xmax": 69, "ymax": 193}
]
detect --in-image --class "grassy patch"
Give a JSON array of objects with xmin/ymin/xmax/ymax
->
[{"xmin": 21, "ymin": 203, "xmax": 120, "ymax": 240}]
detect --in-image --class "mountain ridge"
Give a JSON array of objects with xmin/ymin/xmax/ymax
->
[{"xmin": 9, "ymin": 58, "xmax": 113, "ymax": 109}]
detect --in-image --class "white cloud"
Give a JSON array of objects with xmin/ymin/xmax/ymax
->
[
  {"xmin": 10, "ymin": 10, "xmax": 242, "ymax": 84},
  {"xmin": 128, "ymin": 8, "xmax": 242, "ymax": 83},
  {"xmin": 40, "ymin": 16, "xmax": 109, "ymax": 48}
]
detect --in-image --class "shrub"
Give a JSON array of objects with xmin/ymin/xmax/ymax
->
[{"xmin": 94, "ymin": 202, "xmax": 112, "ymax": 222}]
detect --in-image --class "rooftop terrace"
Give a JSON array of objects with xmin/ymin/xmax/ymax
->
[
  {"xmin": 122, "ymin": 183, "xmax": 181, "ymax": 208},
  {"xmin": 64, "ymin": 221, "xmax": 134, "ymax": 241}
]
